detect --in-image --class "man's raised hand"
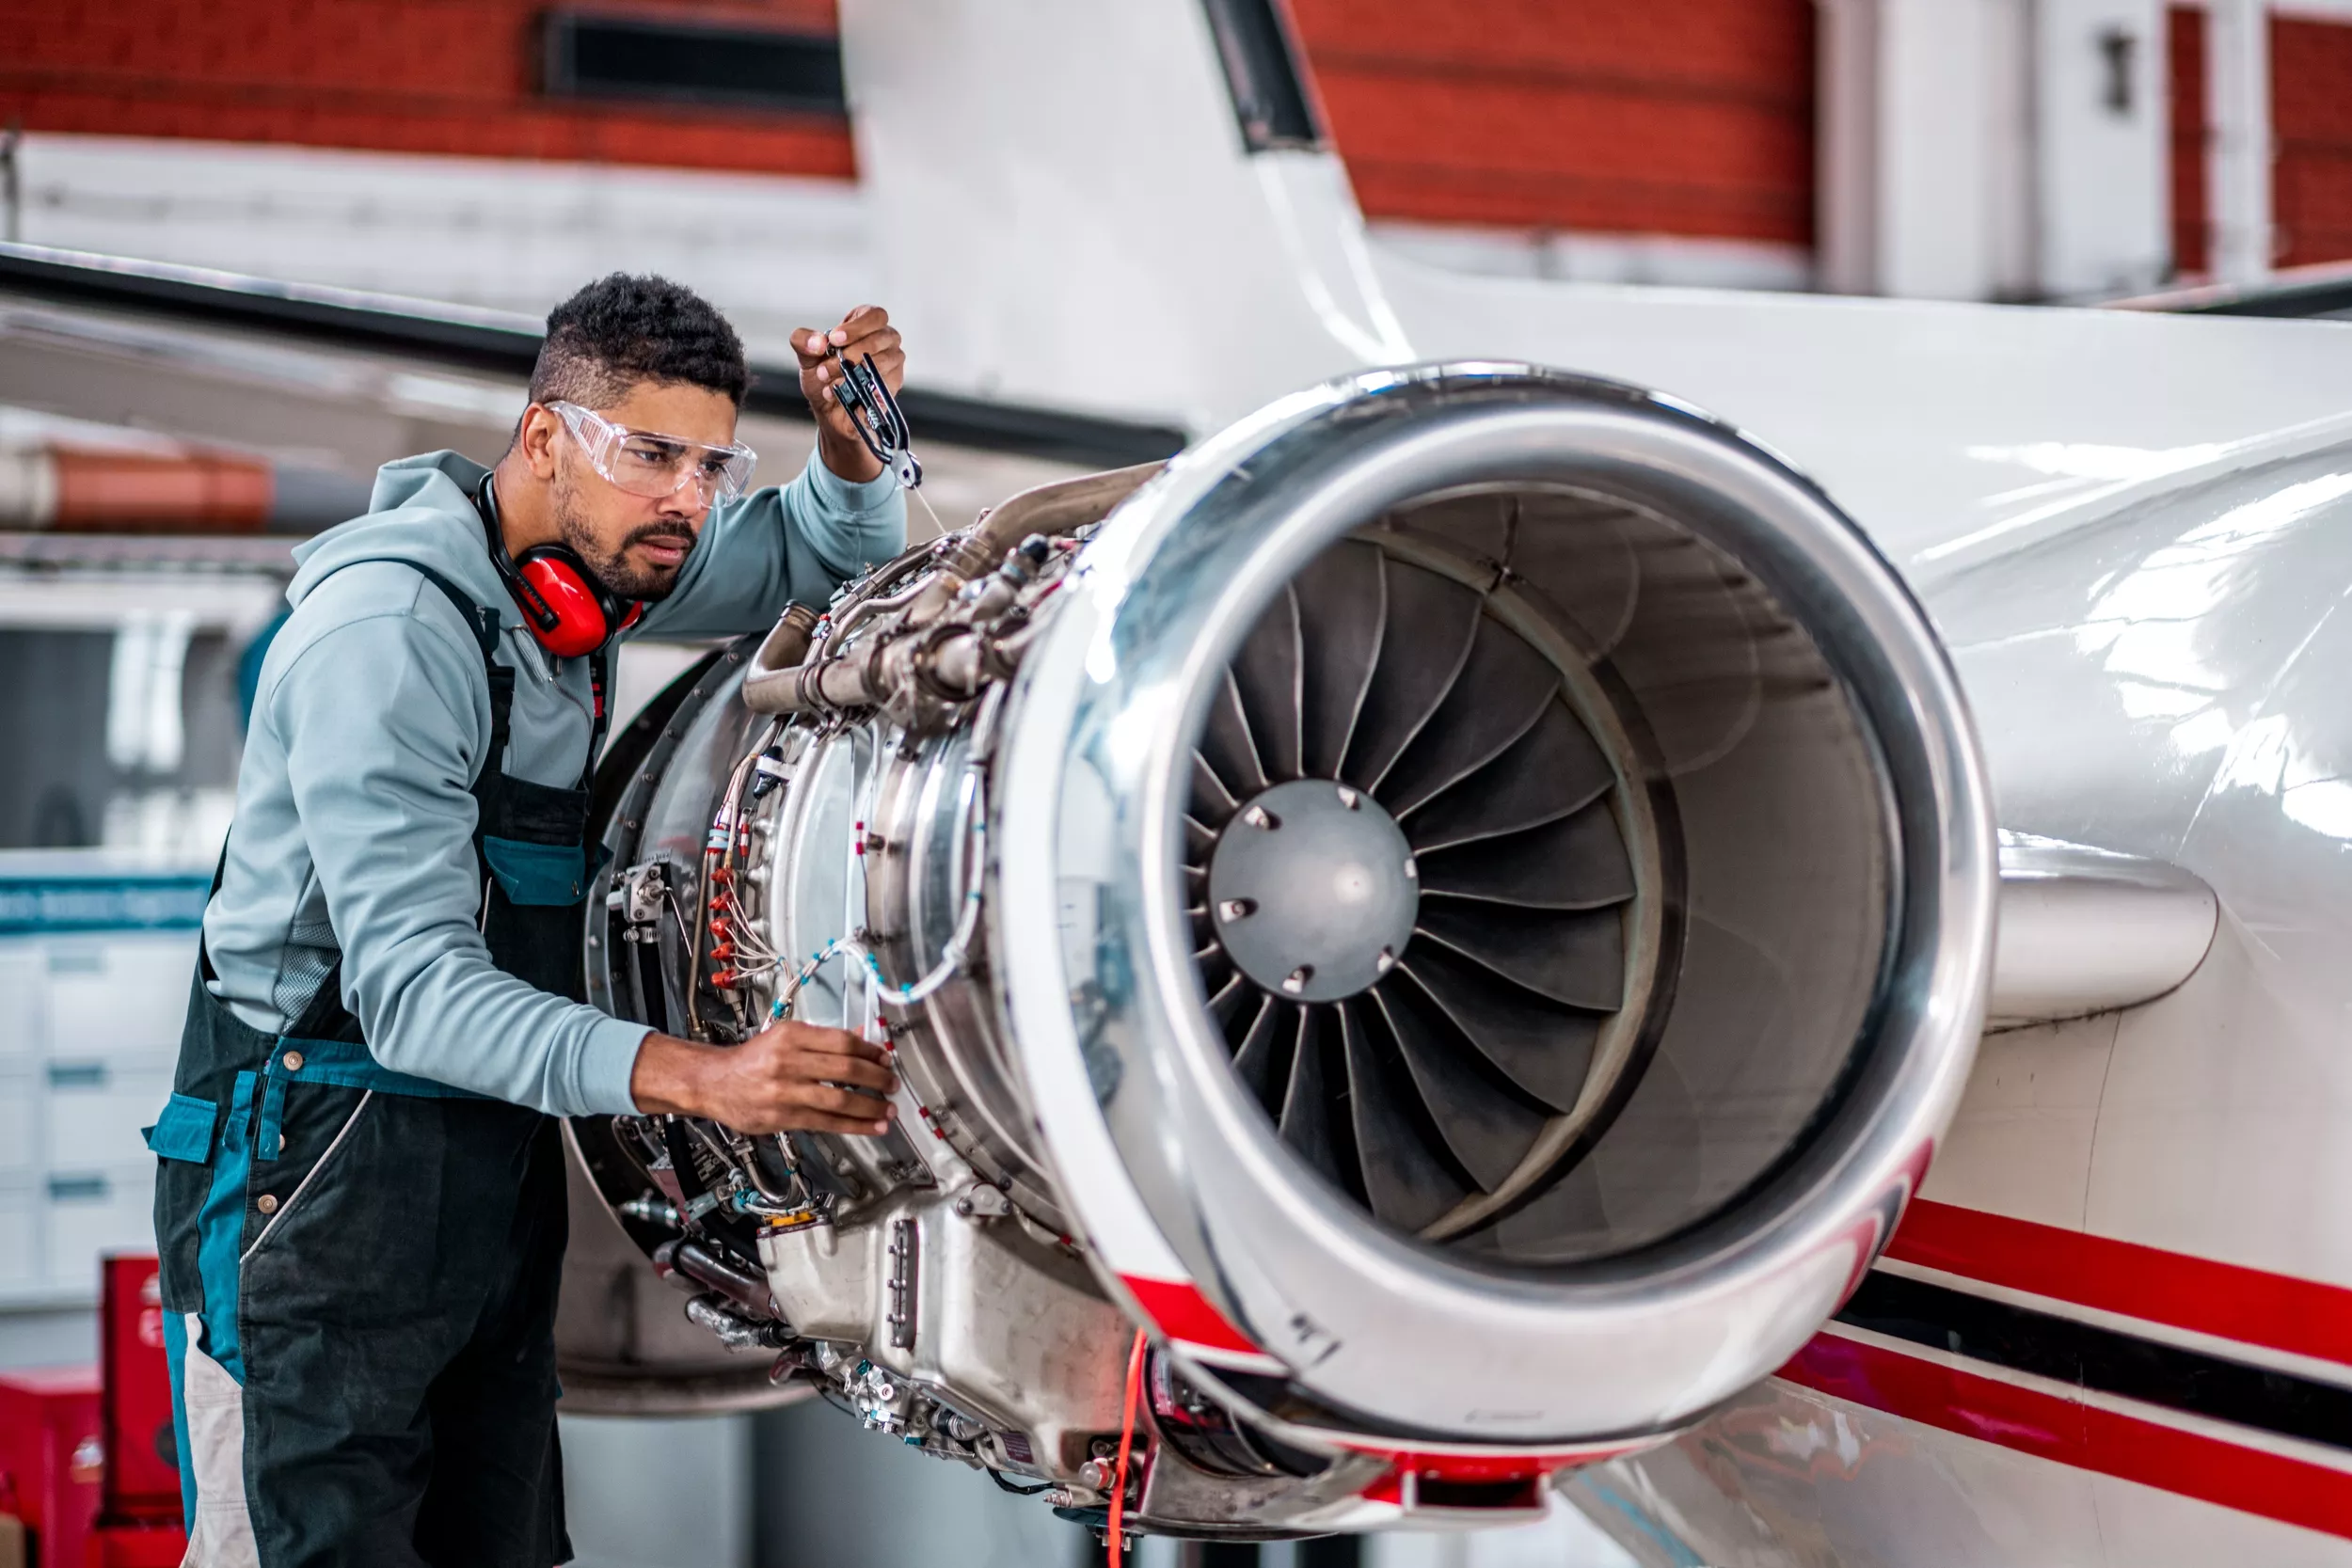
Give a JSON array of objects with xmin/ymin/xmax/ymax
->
[{"xmin": 794, "ymin": 304, "xmax": 905, "ymax": 485}]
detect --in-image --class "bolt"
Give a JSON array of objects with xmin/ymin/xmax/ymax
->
[
  {"xmin": 1403, "ymin": 856, "xmax": 1418, "ymax": 880},
  {"xmin": 1337, "ymin": 785, "xmax": 1359, "ymax": 810},
  {"xmin": 1079, "ymin": 1460, "xmax": 1111, "ymax": 1489},
  {"xmin": 1375, "ymin": 946, "xmax": 1396, "ymax": 974},
  {"xmin": 1217, "ymin": 898, "xmax": 1257, "ymax": 922},
  {"xmin": 1241, "ymin": 804, "xmax": 1279, "ymax": 831},
  {"xmin": 1281, "ymin": 965, "xmax": 1314, "ymax": 994}
]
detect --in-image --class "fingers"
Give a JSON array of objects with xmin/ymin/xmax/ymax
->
[
  {"xmin": 800, "ymin": 1083, "xmax": 890, "ymax": 1119},
  {"xmin": 790, "ymin": 1110, "xmax": 902, "ymax": 1137},
  {"xmin": 831, "ymin": 303, "xmax": 889, "ymax": 345},
  {"xmin": 767, "ymin": 1020, "xmax": 888, "ymax": 1066},
  {"xmin": 795, "ymin": 307, "xmax": 898, "ymax": 386},
  {"xmin": 811, "ymin": 1055, "xmax": 898, "ymax": 1095}
]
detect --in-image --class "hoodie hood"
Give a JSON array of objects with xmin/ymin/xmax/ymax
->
[{"xmin": 286, "ymin": 451, "xmax": 522, "ymax": 628}]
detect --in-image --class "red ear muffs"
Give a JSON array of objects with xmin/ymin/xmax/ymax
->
[
  {"xmin": 473, "ymin": 473, "xmax": 642, "ymax": 659},
  {"xmin": 509, "ymin": 544, "xmax": 641, "ymax": 659}
]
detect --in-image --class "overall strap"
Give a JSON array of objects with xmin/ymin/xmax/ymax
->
[
  {"xmin": 581, "ymin": 645, "xmax": 612, "ymax": 791},
  {"xmin": 404, "ymin": 561, "xmax": 516, "ymax": 796},
  {"xmin": 196, "ymin": 842, "xmax": 230, "ymax": 985}
]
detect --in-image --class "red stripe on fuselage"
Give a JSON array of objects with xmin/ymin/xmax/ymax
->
[
  {"xmin": 1887, "ymin": 1199, "xmax": 2352, "ymax": 1370},
  {"xmin": 1779, "ymin": 1333, "xmax": 2352, "ymax": 1540}
]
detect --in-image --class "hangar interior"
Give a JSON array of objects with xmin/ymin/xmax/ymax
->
[{"xmin": 1, "ymin": 2, "xmax": 2348, "ymax": 1565}]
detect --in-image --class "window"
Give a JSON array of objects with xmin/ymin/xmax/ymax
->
[{"xmin": 542, "ymin": 11, "xmax": 847, "ymax": 117}]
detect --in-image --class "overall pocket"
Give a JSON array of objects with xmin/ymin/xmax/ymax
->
[
  {"xmin": 481, "ymin": 836, "xmax": 588, "ymax": 907},
  {"xmin": 146, "ymin": 1092, "xmax": 221, "ymax": 1316},
  {"xmin": 479, "ymin": 772, "xmax": 592, "ymax": 906},
  {"xmin": 243, "ymin": 1088, "xmax": 374, "ymax": 1262}
]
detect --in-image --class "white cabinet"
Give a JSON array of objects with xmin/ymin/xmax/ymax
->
[
  {"xmin": 45, "ymin": 936, "xmax": 195, "ymax": 1058},
  {"xmin": 0, "ymin": 915, "xmax": 199, "ymax": 1307},
  {"xmin": 0, "ymin": 1070, "xmax": 33, "ymax": 1175},
  {"xmin": 45, "ymin": 1062, "xmax": 176, "ymax": 1173},
  {"xmin": 40, "ymin": 1168, "xmax": 161, "ymax": 1293},
  {"xmin": 0, "ymin": 1180, "xmax": 34, "ymax": 1291},
  {"xmin": 0, "ymin": 949, "xmax": 40, "ymax": 1062}
]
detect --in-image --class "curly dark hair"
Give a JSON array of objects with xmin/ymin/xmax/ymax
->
[{"xmin": 528, "ymin": 273, "xmax": 753, "ymax": 411}]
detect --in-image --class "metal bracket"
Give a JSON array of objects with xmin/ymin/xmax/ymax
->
[{"xmin": 886, "ymin": 1217, "xmax": 920, "ymax": 1349}]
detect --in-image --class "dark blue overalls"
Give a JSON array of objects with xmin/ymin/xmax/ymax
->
[{"xmin": 148, "ymin": 560, "xmax": 609, "ymax": 1567}]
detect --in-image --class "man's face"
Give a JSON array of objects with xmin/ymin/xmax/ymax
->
[{"xmin": 543, "ymin": 380, "xmax": 742, "ymax": 602}]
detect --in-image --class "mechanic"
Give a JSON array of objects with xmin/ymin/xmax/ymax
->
[{"xmin": 146, "ymin": 274, "xmax": 908, "ymax": 1567}]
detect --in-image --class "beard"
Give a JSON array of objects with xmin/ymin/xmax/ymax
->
[{"xmin": 552, "ymin": 473, "xmax": 693, "ymax": 603}]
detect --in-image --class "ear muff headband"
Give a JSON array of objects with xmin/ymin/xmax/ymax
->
[{"xmin": 475, "ymin": 474, "xmax": 642, "ymax": 658}]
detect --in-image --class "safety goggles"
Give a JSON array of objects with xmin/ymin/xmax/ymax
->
[{"xmin": 548, "ymin": 401, "xmax": 758, "ymax": 506}]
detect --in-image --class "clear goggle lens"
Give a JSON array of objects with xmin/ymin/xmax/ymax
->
[{"xmin": 550, "ymin": 402, "xmax": 756, "ymax": 504}]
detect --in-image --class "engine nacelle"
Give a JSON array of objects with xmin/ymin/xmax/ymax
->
[{"xmin": 563, "ymin": 365, "xmax": 1996, "ymax": 1537}]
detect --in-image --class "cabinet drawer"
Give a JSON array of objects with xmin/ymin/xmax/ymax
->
[
  {"xmin": 0, "ymin": 947, "xmax": 40, "ymax": 1062},
  {"xmin": 44, "ymin": 1064, "xmax": 176, "ymax": 1172},
  {"xmin": 41, "ymin": 1166, "xmax": 158, "ymax": 1293},
  {"xmin": 0, "ymin": 1070, "xmax": 32, "ymax": 1173},
  {"xmin": 0, "ymin": 1181, "xmax": 34, "ymax": 1288},
  {"xmin": 46, "ymin": 936, "xmax": 197, "ymax": 1057}
]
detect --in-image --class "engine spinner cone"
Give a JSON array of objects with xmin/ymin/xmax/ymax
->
[{"xmin": 1209, "ymin": 778, "xmax": 1418, "ymax": 1003}]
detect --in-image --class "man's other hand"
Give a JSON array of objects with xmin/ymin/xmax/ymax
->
[
  {"xmin": 629, "ymin": 1021, "xmax": 899, "ymax": 1136},
  {"xmin": 795, "ymin": 304, "xmax": 905, "ymax": 486}
]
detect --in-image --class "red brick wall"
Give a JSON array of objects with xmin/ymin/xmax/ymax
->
[
  {"xmin": 2168, "ymin": 5, "xmax": 2209, "ymax": 277},
  {"xmin": 2272, "ymin": 13, "xmax": 2352, "ymax": 267},
  {"xmin": 2, "ymin": 0, "xmax": 1824, "ymax": 246},
  {"xmin": 0, "ymin": 0, "xmax": 852, "ymax": 179},
  {"xmin": 1286, "ymin": 0, "xmax": 1817, "ymax": 246}
]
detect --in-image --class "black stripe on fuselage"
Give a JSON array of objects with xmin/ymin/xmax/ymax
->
[{"xmin": 1833, "ymin": 1269, "xmax": 2352, "ymax": 1457}]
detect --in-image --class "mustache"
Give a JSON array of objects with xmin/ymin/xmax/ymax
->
[{"xmin": 624, "ymin": 524, "xmax": 697, "ymax": 552}]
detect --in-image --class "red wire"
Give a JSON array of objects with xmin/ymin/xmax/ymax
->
[{"xmin": 1105, "ymin": 1329, "xmax": 1147, "ymax": 1564}]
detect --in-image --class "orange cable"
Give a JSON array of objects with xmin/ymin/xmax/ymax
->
[{"xmin": 1105, "ymin": 1328, "xmax": 1147, "ymax": 1564}]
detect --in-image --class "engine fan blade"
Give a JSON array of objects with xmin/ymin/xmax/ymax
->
[
  {"xmin": 1340, "ymin": 562, "xmax": 1483, "ymax": 789},
  {"xmin": 1232, "ymin": 993, "xmax": 1290, "ymax": 1110},
  {"xmin": 1207, "ymin": 968, "xmax": 1253, "ymax": 1031},
  {"xmin": 1370, "ymin": 978, "xmax": 1549, "ymax": 1194},
  {"xmin": 1278, "ymin": 1005, "xmax": 1347, "ymax": 1188},
  {"xmin": 1416, "ymin": 805, "xmax": 1636, "ymax": 910},
  {"xmin": 1184, "ymin": 814, "xmax": 1218, "ymax": 865},
  {"xmin": 1295, "ymin": 541, "xmax": 1387, "ymax": 780},
  {"xmin": 1232, "ymin": 584, "xmax": 1305, "ymax": 784},
  {"xmin": 1404, "ymin": 700, "xmax": 1614, "ymax": 851},
  {"xmin": 1395, "ymin": 946, "xmax": 1599, "ymax": 1112},
  {"xmin": 1198, "ymin": 670, "xmax": 1268, "ymax": 800},
  {"xmin": 1340, "ymin": 1000, "xmax": 1471, "ymax": 1231},
  {"xmin": 1373, "ymin": 617, "xmax": 1562, "ymax": 815},
  {"xmin": 1190, "ymin": 754, "xmax": 1240, "ymax": 828},
  {"xmin": 1196, "ymin": 946, "xmax": 1235, "ymax": 1004},
  {"xmin": 1415, "ymin": 901, "xmax": 1626, "ymax": 1011}
]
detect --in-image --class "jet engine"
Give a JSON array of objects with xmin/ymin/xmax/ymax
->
[{"xmin": 563, "ymin": 364, "xmax": 1997, "ymax": 1539}]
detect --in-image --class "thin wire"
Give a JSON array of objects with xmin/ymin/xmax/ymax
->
[
  {"xmin": 1105, "ymin": 1329, "xmax": 1147, "ymax": 1562},
  {"xmin": 910, "ymin": 485, "xmax": 946, "ymax": 539}
]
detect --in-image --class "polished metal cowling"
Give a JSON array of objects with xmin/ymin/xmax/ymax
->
[{"xmin": 990, "ymin": 363, "xmax": 1996, "ymax": 1447}]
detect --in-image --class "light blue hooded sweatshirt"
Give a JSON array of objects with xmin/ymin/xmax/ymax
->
[{"xmin": 201, "ymin": 446, "xmax": 904, "ymax": 1117}]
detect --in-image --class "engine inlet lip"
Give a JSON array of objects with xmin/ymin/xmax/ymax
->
[{"xmin": 997, "ymin": 362, "xmax": 1997, "ymax": 1446}]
